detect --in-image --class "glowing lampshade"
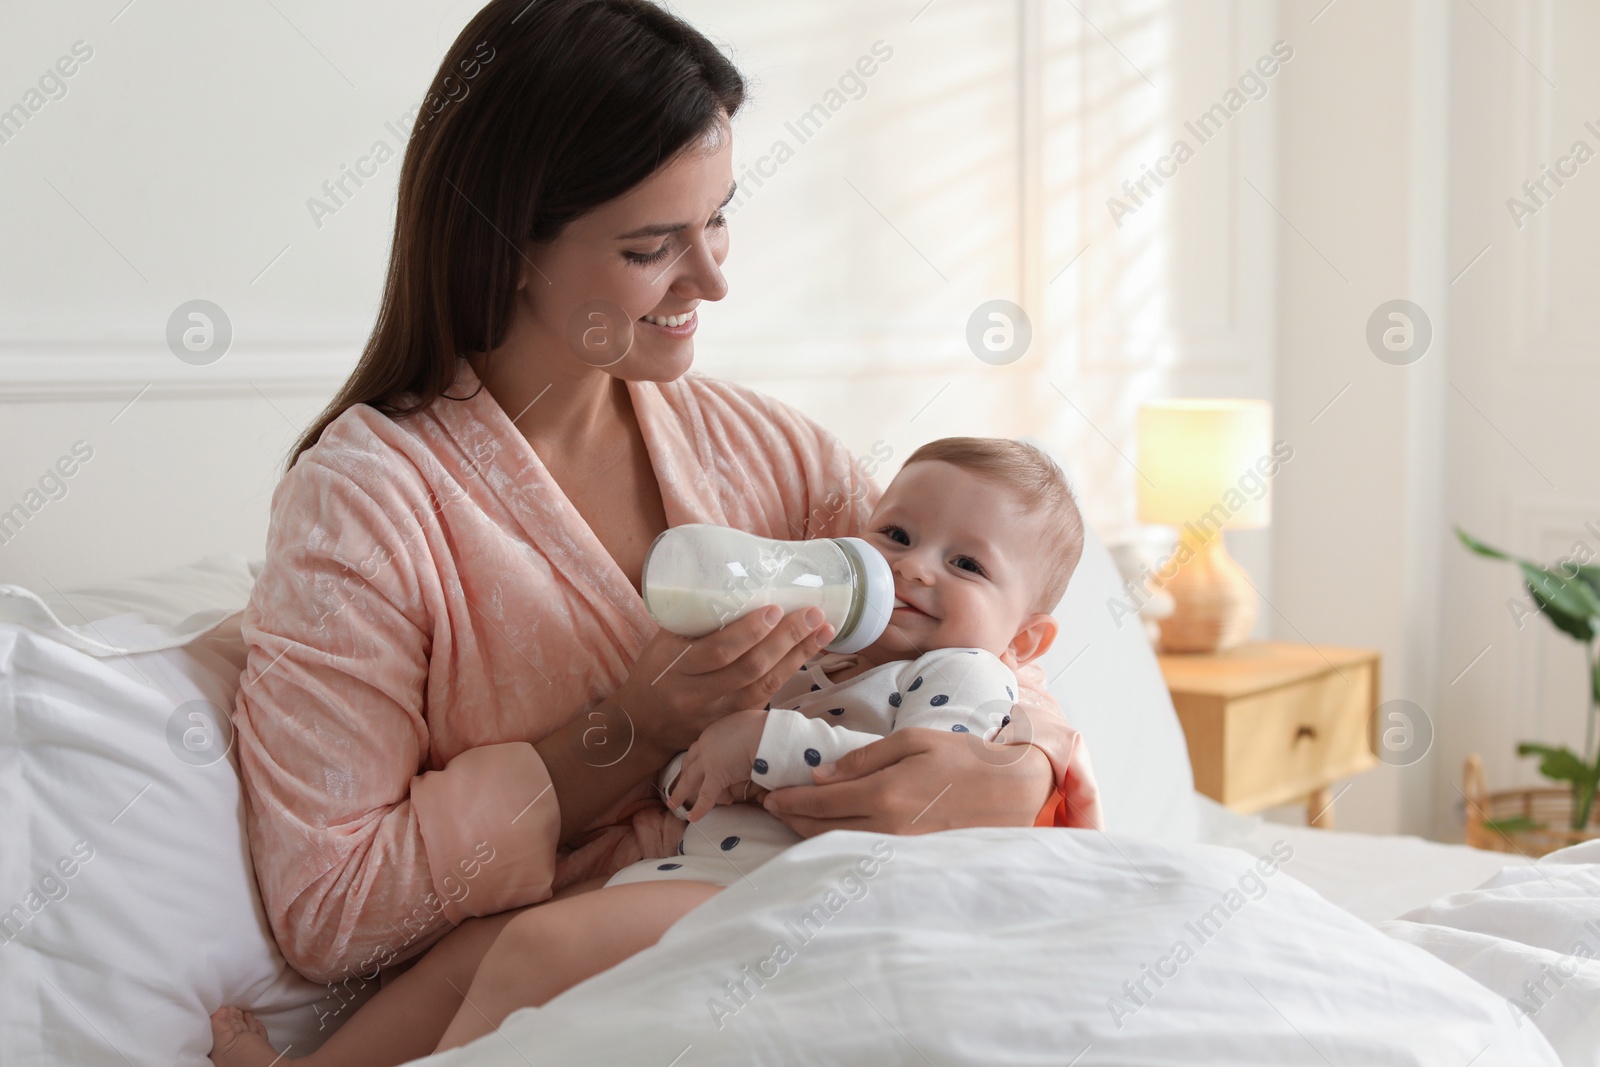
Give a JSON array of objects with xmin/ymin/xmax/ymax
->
[
  {"xmin": 1137, "ymin": 400, "xmax": 1272, "ymax": 534},
  {"xmin": 1135, "ymin": 399, "xmax": 1272, "ymax": 653}
]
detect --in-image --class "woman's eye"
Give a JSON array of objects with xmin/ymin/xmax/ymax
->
[
  {"xmin": 624, "ymin": 242, "xmax": 672, "ymax": 265},
  {"xmin": 708, "ymin": 211, "xmax": 727, "ymax": 229},
  {"xmin": 878, "ymin": 525, "xmax": 909, "ymax": 546}
]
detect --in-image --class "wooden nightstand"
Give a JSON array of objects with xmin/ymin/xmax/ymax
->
[{"xmin": 1157, "ymin": 642, "xmax": 1381, "ymax": 829}]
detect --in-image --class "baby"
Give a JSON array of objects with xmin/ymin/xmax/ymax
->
[{"xmin": 210, "ymin": 436, "xmax": 1084, "ymax": 1066}]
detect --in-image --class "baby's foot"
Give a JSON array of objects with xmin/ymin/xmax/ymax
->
[{"xmin": 208, "ymin": 1006, "xmax": 287, "ymax": 1067}]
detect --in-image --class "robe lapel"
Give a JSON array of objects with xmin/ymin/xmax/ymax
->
[
  {"xmin": 429, "ymin": 360, "xmax": 640, "ymax": 652},
  {"xmin": 431, "ymin": 360, "xmax": 729, "ymax": 655},
  {"xmin": 626, "ymin": 376, "xmax": 731, "ymax": 530}
]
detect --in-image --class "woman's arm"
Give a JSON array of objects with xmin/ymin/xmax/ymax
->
[{"xmin": 235, "ymin": 460, "xmax": 568, "ymax": 984}]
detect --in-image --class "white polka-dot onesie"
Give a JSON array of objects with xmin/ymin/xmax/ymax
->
[{"xmin": 605, "ymin": 647, "xmax": 1018, "ymax": 889}]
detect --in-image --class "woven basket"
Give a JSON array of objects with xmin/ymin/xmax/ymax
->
[{"xmin": 1463, "ymin": 753, "xmax": 1600, "ymax": 858}]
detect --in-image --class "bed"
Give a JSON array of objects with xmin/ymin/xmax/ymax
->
[{"xmin": 2, "ymin": 527, "xmax": 1596, "ymax": 1065}]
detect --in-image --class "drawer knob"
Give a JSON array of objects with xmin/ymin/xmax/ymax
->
[{"xmin": 1294, "ymin": 724, "xmax": 1318, "ymax": 742}]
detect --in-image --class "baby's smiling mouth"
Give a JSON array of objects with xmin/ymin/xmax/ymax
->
[{"xmin": 893, "ymin": 596, "xmax": 932, "ymax": 618}]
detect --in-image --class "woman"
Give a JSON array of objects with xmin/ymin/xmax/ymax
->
[{"xmin": 230, "ymin": 0, "xmax": 1101, "ymax": 1017}]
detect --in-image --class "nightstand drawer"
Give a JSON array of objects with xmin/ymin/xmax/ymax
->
[
  {"xmin": 1219, "ymin": 662, "xmax": 1378, "ymax": 810},
  {"xmin": 1161, "ymin": 643, "xmax": 1382, "ymax": 821}
]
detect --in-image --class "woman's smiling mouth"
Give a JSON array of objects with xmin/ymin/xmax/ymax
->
[{"xmin": 640, "ymin": 309, "xmax": 698, "ymax": 336}]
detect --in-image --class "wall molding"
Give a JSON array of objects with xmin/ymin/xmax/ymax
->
[
  {"xmin": 1510, "ymin": 0, "xmax": 1599, "ymax": 376},
  {"xmin": 2, "ymin": 329, "xmax": 992, "ymax": 403},
  {"xmin": 0, "ymin": 345, "xmax": 360, "ymax": 403}
]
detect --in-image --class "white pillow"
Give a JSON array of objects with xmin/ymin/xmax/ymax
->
[
  {"xmin": 0, "ymin": 555, "xmax": 261, "ymax": 656},
  {"xmin": 0, "ymin": 567, "xmax": 361, "ymax": 1065},
  {"xmin": 1039, "ymin": 521, "xmax": 1199, "ymax": 841}
]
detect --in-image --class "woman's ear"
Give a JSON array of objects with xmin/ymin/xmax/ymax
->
[
  {"xmin": 516, "ymin": 244, "xmax": 533, "ymax": 292},
  {"xmin": 1007, "ymin": 613, "xmax": 1059, "ymax": 667}
]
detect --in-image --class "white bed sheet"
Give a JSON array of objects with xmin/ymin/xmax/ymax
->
[{"xmin": 1192, "ymin": 794, "xmax": 1532, "ymax": 924}]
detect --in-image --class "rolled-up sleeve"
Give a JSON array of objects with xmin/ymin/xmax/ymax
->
[
  {"xmin": 233, "ymin": 458, "xmax": 561, "ymax": 984},
  {"xmin": 1010, "ymin": 660, "xmax": 1106, "ymax": 830},
  {"xmin": 1010, "ymin": 659, "xmax": 1073, "ymax": 790},
  {"xmin": 409, "ymin": 742, "xmax": 560, "ymax": 921}
]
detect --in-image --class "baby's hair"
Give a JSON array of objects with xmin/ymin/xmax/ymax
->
[{"xmin": 902, "ymin": 437, "xmax": 1084, "ymax": 613}]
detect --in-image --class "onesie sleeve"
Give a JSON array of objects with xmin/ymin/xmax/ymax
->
[
  {"xmin": 886, "ymin": 649, "xmax": 1019, "ymax": 738},
  {"xmin": 751, "ymin": 708, "xmax": 886, "ymax": 790}
]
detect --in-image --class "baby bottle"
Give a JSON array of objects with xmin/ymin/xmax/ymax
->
[{"xmin": 641, "ymin": 524, "xmax": 894, "ymax": 654}]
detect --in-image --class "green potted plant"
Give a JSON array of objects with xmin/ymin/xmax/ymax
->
[{"xmin": 1458, "ymin": 528, "xmax": 1600, "ymax": 839}]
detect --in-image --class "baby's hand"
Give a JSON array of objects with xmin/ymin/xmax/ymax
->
[{"xmin": 667, "ymin": 707, "xmax": 767, "ymax": 821}]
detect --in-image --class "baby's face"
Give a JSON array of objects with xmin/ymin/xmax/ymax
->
[{"xmin": 859, "ymin": 460, "xmax": 1051, "ymax": 663}]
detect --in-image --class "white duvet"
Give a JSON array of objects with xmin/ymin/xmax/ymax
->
[
  {"xmin": 415, "ymin": 828, "xmax": 1561, "ymax": 1066},
  {"xmin": 1384, "ymin": 839, "xmax": 1600, "ymax": 1067}
]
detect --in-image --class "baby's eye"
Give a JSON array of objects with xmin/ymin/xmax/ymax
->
[
  {"xmin": 877, "ymin": 524, "xmax": 910, "ymax": 546},
  {"xmin": 953, "ymin": 556, "xmax": 986, "ymax": 576}
]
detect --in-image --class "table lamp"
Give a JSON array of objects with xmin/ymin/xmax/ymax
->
[{"xmin": 1136, "ymin": 399, "xmax": 1271, "ymax": 653}]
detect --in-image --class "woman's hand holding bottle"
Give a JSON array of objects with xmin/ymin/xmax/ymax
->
[{"xmin": 610, "ymin": 606, "xmax": 833, "ymax": 757}]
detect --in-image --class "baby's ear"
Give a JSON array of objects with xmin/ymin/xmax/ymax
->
[{"xmin": 1007, "ymin": 612, "xmax": 1059, "ymax": 667}]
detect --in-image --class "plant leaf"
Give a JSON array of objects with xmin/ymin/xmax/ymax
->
[
  {"xmin": 1481, "ymin": 815, "xmax": 1545, "ymax": 835},
  {"xmin": 1517, "ymin": 742, "xmax": 1599, "ymax": 785},
  {"xmin": 1576, "ymin": 564, "xmax": 1600, "ymax": 606},
  {"xmin": 1520, "ymin": 565, "xmax": 1599, "ymax": 642},
  {"xmin": 1456, "ymin": 527, "xmax": 1512, "ymax": 561},
  {"xmin": 1525, "ymin": 563, "xmax": 1600, "ymax": 613},
  {"xmin": 1458, "ymin": 528, "xmax": 1600, "ymax": 640}
]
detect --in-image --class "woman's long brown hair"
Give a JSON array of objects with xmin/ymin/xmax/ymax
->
[{"xmin": 287, "ymin": 0, "xmax": 746, "ymax": 470}]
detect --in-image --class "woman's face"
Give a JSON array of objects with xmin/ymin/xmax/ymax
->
[{"xmin": 515, "ymin": 125, "xmax": 734, "ymax": 384}]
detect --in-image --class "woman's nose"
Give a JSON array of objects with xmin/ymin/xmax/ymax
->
[{"xmin": 670, "ymin": 236, "xmax": 728, "ymax": 304}]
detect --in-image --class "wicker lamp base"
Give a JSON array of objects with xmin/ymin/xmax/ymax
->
[{"xmin": 1156, "ymin": 532, "xmax": 1257, "ymax": 654}]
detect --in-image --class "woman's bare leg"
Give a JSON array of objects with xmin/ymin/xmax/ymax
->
[
  {"xmin": 435, "ymin": 880, "xmax": 720, "ymax": 1052},
  {"xmin": 208, "ymin": 877, "xmax": 613, "ymax": 1067}
]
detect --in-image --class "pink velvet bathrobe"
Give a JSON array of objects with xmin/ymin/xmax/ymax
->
[{"xmin": 233, "ymin": 357, "xmax": 1081, "ymax": 985}]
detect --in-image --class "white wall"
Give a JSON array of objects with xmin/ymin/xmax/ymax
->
[
  {"xmin": 11, "ymin": 1, "xmax": 1590, "ymax": 842},
  {"xmin": 1268, "ymin": 0, "xmax": 1450, "ymax": 837},
  {"xmin": 1436, "ymin": 0, "xmax": 1600, "ymax": 837},
  {"xmin": 1, "ymin": 0, "xmax": 1276, "ymax": 595}
]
